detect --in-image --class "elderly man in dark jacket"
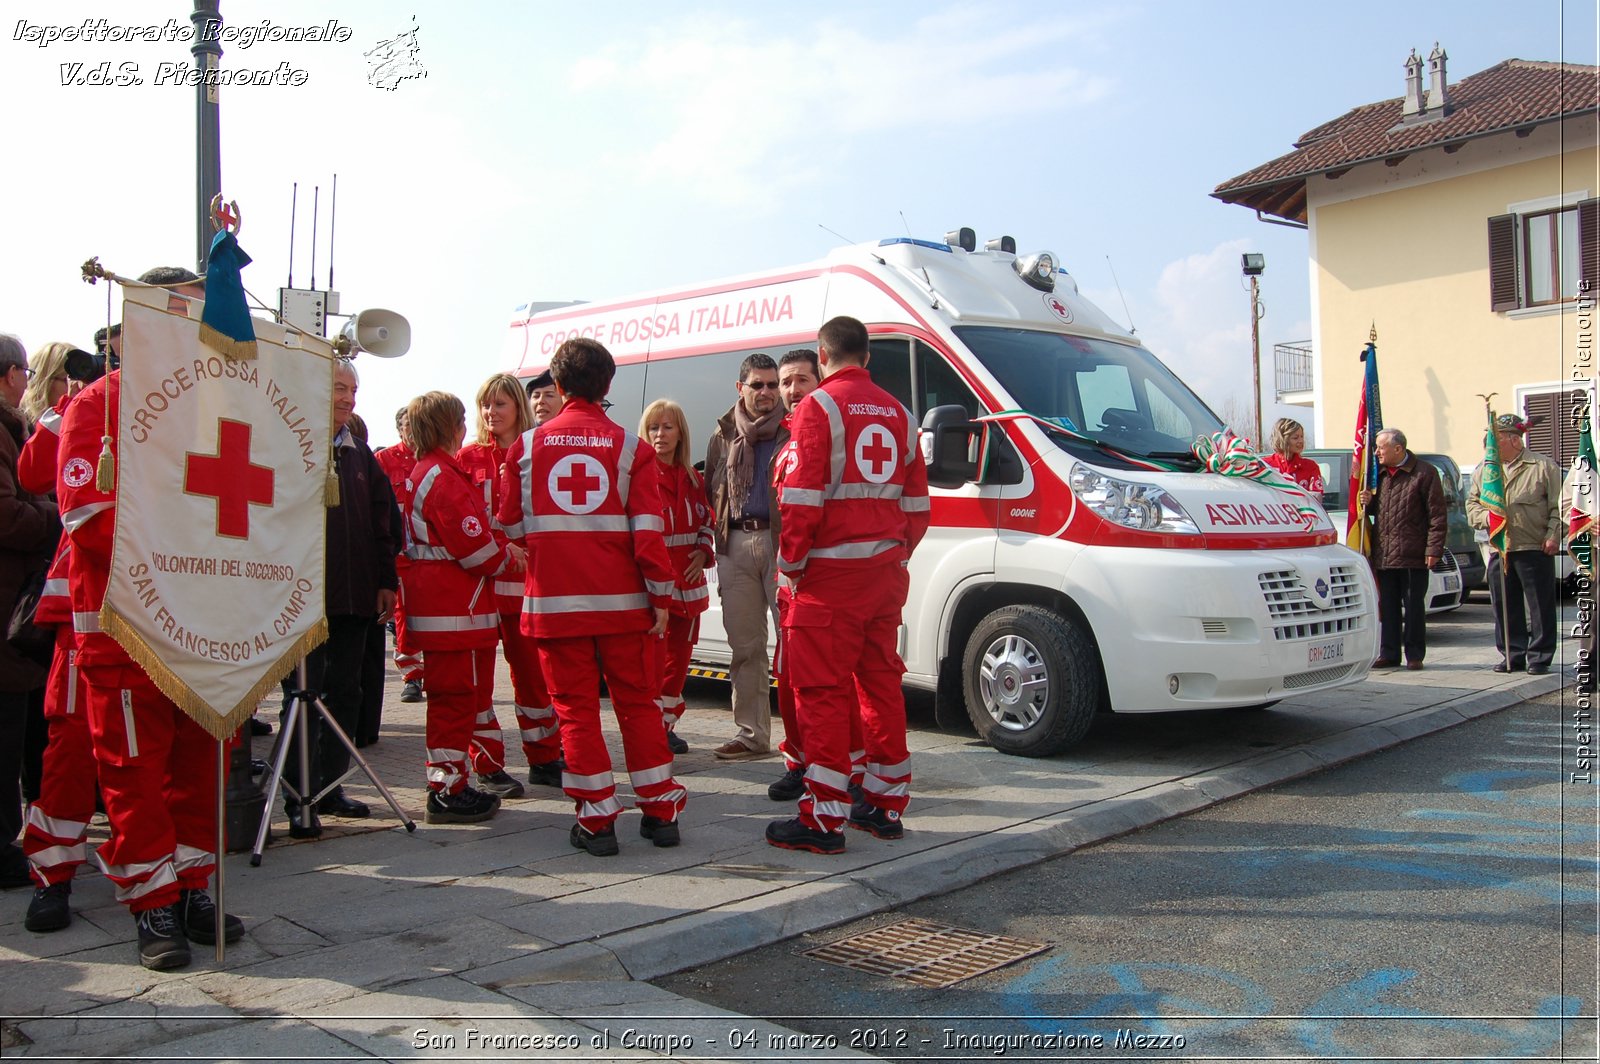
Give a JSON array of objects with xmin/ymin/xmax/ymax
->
[
  {"xmin": 1358, "ymin": 428, "xmax": 1447, "ymax": 670},
  {"xmin": 281, "ymin": 360, "xmax": 399, "ymax": 836}
]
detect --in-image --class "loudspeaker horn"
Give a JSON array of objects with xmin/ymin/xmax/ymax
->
[{"xmin": 337, "ymin": 308, "xmax": 410, "ymax": 358}]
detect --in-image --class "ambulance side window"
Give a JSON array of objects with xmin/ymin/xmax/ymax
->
[
  {"xmin": 868, "ymin": 338, "xmax": 915, "ymax": 413},
  {"xmin": 916, "ymin": 342, "xmax": 984, "ymax": 420},
  {"xmin": 642, "ymin": 348, "xmax": 761, "ymax": 456}
]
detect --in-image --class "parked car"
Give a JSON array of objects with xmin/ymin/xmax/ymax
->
[{"xmin": 1305, "ymin": 448, "xmax": 1485, "ymax": 600}]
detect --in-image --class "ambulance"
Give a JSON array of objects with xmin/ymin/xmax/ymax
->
[{"xmin": 503, "ymin": 230, "xmax": 1377, "ymax": 757}]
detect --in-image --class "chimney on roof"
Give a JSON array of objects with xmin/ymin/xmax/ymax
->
[
  {"xmin": 1402, "ymin": 48, "xmax": 1425, "ymax": 116},
  {"xmin": 1425, "ymin": 42, "xmax": 1450, "ymax": 115}
]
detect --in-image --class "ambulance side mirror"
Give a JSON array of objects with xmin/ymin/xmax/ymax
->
[{"xmin": 923, "ymin": 405, "xmax": 980, "ymax": 488}]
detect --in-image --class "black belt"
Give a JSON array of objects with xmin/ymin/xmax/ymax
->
[{"xmin": 735, "ymin": 517, "xmax": 770, "ymax": 532}]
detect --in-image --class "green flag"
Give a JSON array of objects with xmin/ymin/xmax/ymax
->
[{"xmin": 1480, "ymin": 406, "xmax": 1509, "ymax": 555}]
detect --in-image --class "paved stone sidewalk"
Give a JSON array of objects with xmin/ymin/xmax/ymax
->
[{"xmin": 0, "ymin": 601, "xmax": 1575, "ymax": 1060}]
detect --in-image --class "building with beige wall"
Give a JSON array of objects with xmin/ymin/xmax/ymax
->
[{"xmin": 1215, "ymin": 50, "xmax": 1598, "ymax": 471}]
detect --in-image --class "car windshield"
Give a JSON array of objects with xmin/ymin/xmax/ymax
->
[{"xmin": 952, "ymin": 326, "xmax": 1224, "ymax": 462}]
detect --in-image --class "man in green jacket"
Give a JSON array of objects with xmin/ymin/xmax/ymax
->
[{"xmin": 1467, "ymin": 414, "xmax": 1562, "ymax": 675}]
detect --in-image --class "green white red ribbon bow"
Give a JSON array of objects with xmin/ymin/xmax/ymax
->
[{"xmin": 1191, "ymin": 430, "xmax": 1321, "ymax": 530}]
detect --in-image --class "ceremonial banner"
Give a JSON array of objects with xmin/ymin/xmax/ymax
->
[
  {"xmin": 1478, "ymin": 406, "xmax": 1510, "ymax": 557},
  {"xmin": 1345, "ymin": 339, "xmax": 1382, "ymax": 555},
  {"xmin": 101, "ymin": 282, "xmax": 332, "ymax": 739}
]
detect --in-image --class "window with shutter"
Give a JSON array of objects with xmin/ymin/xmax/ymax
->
[
  {"xmin": 1580, "ymin": 197, "xmax": 1599, "ymax": 295},
  {"xmin": 1522, "ymin": 388, "xmax": 1585, "ymax": 468},
  {"xmin": 1488, "ymin": 214, "xmax": 1519, "ymax": 311}
]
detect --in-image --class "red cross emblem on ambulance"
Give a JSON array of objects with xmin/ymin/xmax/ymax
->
[
  {"xmin": 855, "ymin": 425, "xmax": 898, "ymax": 484},
  {"xmin": 548, "ymin": 454, "xmax": 609, "ymax": 515},
  {"xmin": 1044, "ymin": 292, "xmax": 1074, "ymax": 323}
]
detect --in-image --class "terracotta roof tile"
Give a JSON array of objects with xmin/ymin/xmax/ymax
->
[{"xmin": 1214, "ymin": 59, "xmax": 1600, "ymax": 222}]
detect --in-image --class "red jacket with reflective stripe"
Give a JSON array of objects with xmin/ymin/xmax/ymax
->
[
  {"xmin": 656, "ymin": 460, "xmax": 714, "ymax": 618},
  {"xmin": 402, "ymin": 450, "xmax": 513, "ymax": 650},
  {"xmin": 497, "ymin": 398, "xmax": 674, "ymax": 638},
  {"xmin": 376, "ymin": 442, "xmax": 418, "ymax": 570},
  {"xmin": 18, "ymin": 393, "xmax": 69, "ymax": 496},
  {"xmin": 56, "ymin": 373, "xmax": 127, "ymax": 666},
  {"xmin": 456, "ymin": 441, "xmax": 522, "ymax": 614},
  {"xmin": 776, "ymin": 365, "xmax": 930, "ymax": 577}
]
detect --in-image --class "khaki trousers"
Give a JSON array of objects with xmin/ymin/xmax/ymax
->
[{"xmin": 717, "ymin": 527, "xmax": 779, "ymax": 751}]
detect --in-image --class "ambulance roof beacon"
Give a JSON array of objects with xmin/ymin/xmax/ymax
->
[{"xmin": 502, "ymin": 229, "xmax": 1377, "ymax": 757}]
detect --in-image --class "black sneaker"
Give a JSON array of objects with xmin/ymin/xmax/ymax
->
[
  {"xmin": 666, "ymin": 730, "xmax": 689, "ymax": 755},
  {"xmin": 639, "ymin": 816, "xmax": 680, "ymax": 847},
  {"xmin": 527, "ymin": 759, "xmax": 565, "ymax": 788},
  {"xmin": 765, "ymin": 817, "xmax": 845, "ymax": 855},
  {"xmin": 135, "ymin": 904, "xmax": 191, "ymax": 970},
  {"xmin": 848, "ymin": 801, "xmax": 904, "ymax": 840},
  {"xmin": 400, "ymin": 680, "xmax": 424, "ymax": 703},
  {"xmin": 569, "ymin": 822, "xmax": 620, "ymax": 857},
  {"xmin": 424, "ymin": 787, "xmax": 501, "ymax": 824},
  {"xmin": 768, "ymin": 766, "xmax": 805, "ymax": 802},
  {"xmin": 25, "ymin": 881, "xmax": 71, "ymax": 933},
  {"xmin": 180, "ymin": 888, "xmax": 244, "ymax": 945},
  {"xmin": 477, "ymin": 770, "xmax": 526, "ymax": 799}
]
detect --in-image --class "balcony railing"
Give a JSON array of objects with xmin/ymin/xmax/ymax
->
[{"xmin": 1274, "ymin": 340, "xmax": 1313, "ymax": 397}]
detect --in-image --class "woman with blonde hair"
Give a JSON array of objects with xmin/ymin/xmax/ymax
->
[
  {"xmin": 401, "ymin": 390, "xmax": 524, "ymax": 823},
  {"xmin": 20, "ymin": 342, "xmax": 77, "ymax": 426},
  {"xmin": 455, "ymin": 373, "xmax": 563, "ymax": 794},
  {"xmin": 1263, "ymin": 416, "xmax": 1324, "ymax": 498},
  {"xmin": 640, "ymin": 399, "xmax": 714, "ymax": 754}
]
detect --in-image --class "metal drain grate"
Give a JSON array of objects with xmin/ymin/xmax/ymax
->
[{"xmin": 801, "ymin": 917, "xmax": 1050, "ymax": 988}]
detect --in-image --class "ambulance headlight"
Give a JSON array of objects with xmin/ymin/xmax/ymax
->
[
  {"xmin": 1069, "ymin": 467, "xmax": 1199, "ymax": 534},
  {"xmin": 1014, "ymin": 251, "xmax": 1057, "ymax": 292}
]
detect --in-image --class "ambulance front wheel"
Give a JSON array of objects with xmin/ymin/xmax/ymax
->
[{"xmin": 963, "ymin": 605, "xmax": 1101, "ymax": 757}]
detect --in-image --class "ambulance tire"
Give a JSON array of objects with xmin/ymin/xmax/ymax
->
[{"xmin": 963, "ymin": 605, "xmax": 1100, "ymax": 757}]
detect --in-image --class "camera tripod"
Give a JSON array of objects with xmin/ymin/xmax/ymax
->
[{"xmin": 250, "ymin": 658, "xmax": 415, "ymax": 864}]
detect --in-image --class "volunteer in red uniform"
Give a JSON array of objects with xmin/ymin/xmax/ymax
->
[
  {"xmin": 18, "ymin": 386, "xmax": 96, "ymax": 932},
  {"xmin": 456, "ymin": 373, "xmax": 562, "ymax": 794},
  {"xmin": 638, "ymin": 399, "xmax": 714, "ymax": 755},
  {"xmin": 375, "ymin": 406, "xmax": 425, "ymax": 703},
  {"xmin": 767, "ymin": 316, "xmax": 930, "ymax": 854},
  {"xmin": 1263, "ymin": 418, "xmax": 1324, "ymax": 499},
  {"xmin": 402, "ymin": 391, "xmax": 525, "ymax": 824},
  {"xmin": 59, "ymin": 362, "xmax": 244, "ymax": 969},
  {"xmin": 498, "ymin": 338, "xmax": 686, "ymax": 856}
]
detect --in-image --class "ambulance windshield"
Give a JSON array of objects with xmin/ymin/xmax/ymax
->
[{"xmin": 953, "ymin": 327, "xmax": 1224, "ymax": 462}]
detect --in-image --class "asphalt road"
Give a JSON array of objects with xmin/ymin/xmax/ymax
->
[{"xmin": 658, "ymin": 692, "xmax": 1599, "ymax": 1062}]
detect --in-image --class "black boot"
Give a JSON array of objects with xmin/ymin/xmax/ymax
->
[
  {"xmin": 25, "ymin": 881, "xmax": 71, "ymax": 932},
  {"xmin": 179, "ymin": 888, "xmax": 244, "ymax": 945},
  {"xmin": 134, "ymin": 904, "xmax": 190, "ymax": 970}
]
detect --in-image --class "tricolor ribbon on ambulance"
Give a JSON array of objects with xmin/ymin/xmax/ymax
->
[{"xmin": 1191, "ymin": 430, "xmax": 1321, "ymax": 531}]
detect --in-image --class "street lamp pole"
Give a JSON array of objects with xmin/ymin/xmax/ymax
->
[
  {"xmin": 1241, "ymin": 253, "xmax": 1266, "ymax": 447},
  {"xmin": 191, "ymin": 0, "xmax": 223, "ymax": 273}
]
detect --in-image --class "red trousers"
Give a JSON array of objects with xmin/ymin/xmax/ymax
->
[
  {"xmin": 774, "ymin": 588, "xmax": 863, "ymax": 777},
  {"xmin": 83, "ymin": 665, "xmax": 220, "ymax": 912},
  {"xmin": 539, "ymin": 631, "xmax": 686, "ymax": 832},
  {"xmin": 784, "ymin": 563, "xmax": 912, "ymax": 833},
  {"xmin": 469, "ymin": 614, "xmax": 561, "ymax": 775},
  {"xmin": 24, "ymin": 636, "xmax": 96, "ymax": 887},
  {"xmin": 655, "ymin": 613, "xmax": 698, "ymax": 734},
  {"xmin": 393, "ymin": 580, "xmax": 424, "ymax": 683},
  {"xmin": 424, "ymin": 646, "xmax": 495, "ymax": 794}
]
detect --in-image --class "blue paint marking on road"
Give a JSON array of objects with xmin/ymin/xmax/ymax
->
[
  {"xmin": 1407, "ymin": 809, "xmax": 1568, "ymax": 828},
  {"xmin": 1444, "ymin": 768, "xmax": 1542, "ymax": 800},
  {"xmin": 997, "ymin": 958, "xmax": 1272, "ymax": 1041},
  {"xmin": 1296, "ymin": 968, "xmax": 1583, "ymax": 1059},
  {"xmin": 1300, "ymin": 851, "xmax": 1566, "ymax": 902}
]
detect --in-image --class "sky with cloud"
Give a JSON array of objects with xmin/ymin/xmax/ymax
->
[{"xmin": 3, "ymin": 1, "xmax": 1593, "ymax": 446}]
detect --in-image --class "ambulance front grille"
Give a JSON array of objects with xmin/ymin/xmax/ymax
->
[{"xmin": 1258, "ymin": 565, "xmax": 1366, "ymax": 641}]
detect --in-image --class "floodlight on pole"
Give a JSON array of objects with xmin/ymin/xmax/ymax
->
[{"xmin": 1242, "ymin": 254, "xmax": 1266, "ymax": 446}]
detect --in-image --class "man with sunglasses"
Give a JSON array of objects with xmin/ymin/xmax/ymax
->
[{"xmin": 703, "ymin": 354, "xmax": 785, "ymax": 760}]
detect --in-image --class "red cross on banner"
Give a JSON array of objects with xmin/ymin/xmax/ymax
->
[{"xmin": 185, "ymin": 418, "xmax": 276, "ymax": 539}]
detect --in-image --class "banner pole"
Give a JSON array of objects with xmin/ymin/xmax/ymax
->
[{"xmin": 214, "ymin": 739, "xmax": 225, "ymax": 962}]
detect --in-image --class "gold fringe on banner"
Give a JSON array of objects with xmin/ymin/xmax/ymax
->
[
  {"xmin": 100, "ymin": 607, "xmax": 328, "ymax": 742},
  {"xmin": 95, "ymin": 435, "xmax": 116, "ymax": 493},
  {"xmin": 197, "ymin": 321, "xmax": 258, "ymax": 362}
]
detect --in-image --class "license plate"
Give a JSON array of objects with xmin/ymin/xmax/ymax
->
[
  {"xmin": 1308, "ymin": 638, "xmax": 1346, "ymax": 666},
  {"xmin": 1443, "ymin": 574, "xmax": 1460, "ymax": 591}
]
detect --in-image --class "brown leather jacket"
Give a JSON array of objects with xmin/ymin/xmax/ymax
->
[{"xmin": 1369, "ymin": 452, "xmax": 1447, "ymax": 570}]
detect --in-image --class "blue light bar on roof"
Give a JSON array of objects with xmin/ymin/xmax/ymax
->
[{"xmin": 877, "ymin": 237, "xmax": 954, "ymax": 252}]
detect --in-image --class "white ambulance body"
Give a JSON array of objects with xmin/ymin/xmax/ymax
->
[{"xmin": 504, "ymin": 233, "xmax": 1376, "ymax": 756}]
